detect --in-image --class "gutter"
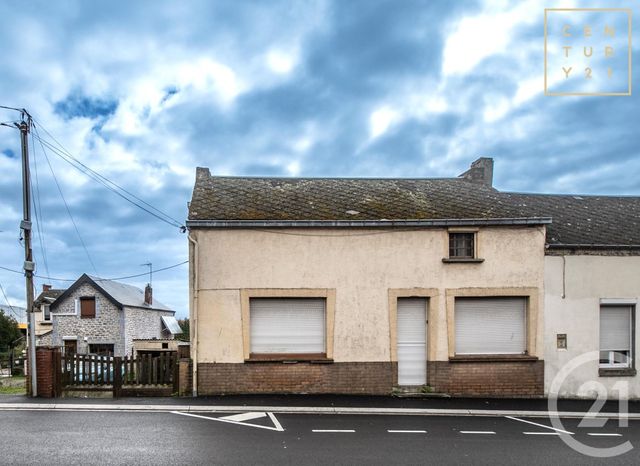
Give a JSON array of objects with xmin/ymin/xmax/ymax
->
[
  {"xmin": 186, "ymin": 217, "xmax": 553, "ymax": 229},
  {"xmin": 547, "ymin": 244, "xmax": 640, "ymax": 250}
]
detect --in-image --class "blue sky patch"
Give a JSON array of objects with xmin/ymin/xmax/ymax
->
[{"xmin": 53, "ymin": 93, "xmax": 118, "ymax": 120}]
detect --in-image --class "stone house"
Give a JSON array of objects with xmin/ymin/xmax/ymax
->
[
  {"xmin": 35, "ymin": 274, "xmax": 181, "ymax": 357},
  {"xmin": 186, "ymin": 157, "xmax": 639, "ymax": 398}
]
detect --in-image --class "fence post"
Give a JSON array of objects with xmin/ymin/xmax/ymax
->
[
  {"xmin": 172, "ymin": 354, "xmax": 179, "ymax": 394},
  {"xmin": 113, "ymin": 356, "xmax": 122, "ymax": 398},
  {"xmin": 54, "ymin": 348, "xmax": 62, "ymax": 398}
]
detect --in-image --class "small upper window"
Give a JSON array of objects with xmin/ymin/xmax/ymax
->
[
  {"xmin": 80, "ymin": 297, "xmax": 96, "ymax": 319},
  {"xmin": 42, "ymin": 305, "xmax": 51, "ymax": 322},
  {"xmin": 449, "ymin": 232, "xmax": 475, "ymax": 259}
]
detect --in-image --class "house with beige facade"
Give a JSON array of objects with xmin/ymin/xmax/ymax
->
[
  {"xmin": 187, "ymin": 157, "xmax": 639, "ymax": 398},
  {"xmin": 34, "ymin": 274, "xmax": 181, "ymax": 357},
  {"xmin": 187, "ymin": 158, "xmax": 556, "ymax": 397}
]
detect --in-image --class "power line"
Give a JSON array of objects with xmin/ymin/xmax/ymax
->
[
  {"xmin": 0, "ymin": 260, "xmax": 188, "ymax": 282},
  {"xmin": 0, "ymin": 105, "xmax": 24, "ymax": 112},
  {"xmin": 31, "ymin": 120, "xmax": 185, "ymax": 230},
  {"xmin": 34, "ymin": 127, "xmax": 98, "ymax": 275},
  {"xmin": 0, "ymin": 281, "xmax": 21, "ymax": 319},
  {"xmin": 30, "ymin": 129, "xmax": 51, "ymax": 279}
]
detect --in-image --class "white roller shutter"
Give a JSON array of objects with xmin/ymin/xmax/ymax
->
[
  {"xmin": 455, "ymin": 297, "xmax": 526, "ymax": 355},
  {"xmin": 250, "ymin": 298, "xmax": 325, "ymax": 354},
  {"xmin": 397, "ymin": 298, "xmax": 427, "ymax": 385},
  {"xmin": 600, "ymin": 306, "xmax": 631, "ymax": 352}
]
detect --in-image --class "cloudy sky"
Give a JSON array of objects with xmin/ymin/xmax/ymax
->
[{"xmin": 0, "ymin": 0, "xmax": 638, "ymax": 317}]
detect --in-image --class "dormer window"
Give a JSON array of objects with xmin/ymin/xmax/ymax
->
[{"xmin": 42, "ymin": 305, "xmax": 51, "ymax": 322}]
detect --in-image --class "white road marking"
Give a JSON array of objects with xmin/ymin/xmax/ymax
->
[
  {"xmin": 523, "ymin": 432, "xmax": 561, "ymax": 436},
  {"xmin": 387, "ymin": 430, "xmax": 427, "ymax": 434},
  {"xmin": 312, "ymin": 429, "xmax": 356, "ymax": 433},
  {"xmin": 459, "ymin": 431, "xmax": 495, "ymax": 435},
  {"xmin": 171, "ymin": 411, "xmax": 284, "ymax": 432},
  {"xmin": 587, "ymin": 433, "xmax": 623, "ymax": 437},
  {"xmin": 268, "ymin": 412, "xmax": 284, "ymax": 432},
  {"xmin": 505, "ymin": 415, "xmax": 574, "ymax": 435},
  {"xmin": 219, "ymin": 412, "xmax": 266, "ymax": 422}
]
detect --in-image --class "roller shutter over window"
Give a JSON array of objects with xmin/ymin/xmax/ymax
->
[
  {"xmin": 455, "ymin": 297, "xmax": 526, "ymax": 355},
  {"xmin": 250, "ymin": 298, "xmax": 325, "ymax": 354},
  {"xmin": 600, "ymin": 306, "xmax": 633, "ymax": 367}
]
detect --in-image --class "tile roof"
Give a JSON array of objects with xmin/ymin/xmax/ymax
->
[
  {"xmin": 188, "ymin": 167, "xmax": 640, "ymax": 247},
  {"xmin": 501, "ymin": 193, "xmax": 640, "ymax": 247}
]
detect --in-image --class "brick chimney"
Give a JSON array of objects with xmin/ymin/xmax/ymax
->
[
  {"xmin": 459, "ymin": 157, "xmax": 494, "ymax": 187},
  {"xmin": 144, "ymin": 284, "xmax": 153, "ymax": 306},
  {"xmin": 42, "ymin": 284, "xmax": 51, "ymax": 292}
]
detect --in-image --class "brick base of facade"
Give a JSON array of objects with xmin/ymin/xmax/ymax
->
[
  {"xmin": 197, "ymin": 359, "xmax": 543, "ymax": 397},
  {"xmin": 197, "ymin": 361, "xmax": 395, "ymax": 395},
  {"xmin": 427, "ymin": 360, "xmax": 544, "ymax": 397}
]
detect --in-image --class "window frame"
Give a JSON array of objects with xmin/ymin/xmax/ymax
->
[
  {"xmin": 443, "ymin": 228, "xmax": 484, "ymax": 263},
  {"xmin": 453, "ymin": 296, "xmax": 528, "ymax": 356},
  {"xmin": 42, "ymin": 304, "xmax": 51, "ymax": 322},
  {"xmin": 449, "ymin": 232, "xmax": 475, "ymax": 259},
  {"xmin": 241, "ymin": 289, "xmax": 335, "ymax": 362},
  {"xmin": 599, "ymin": 304, "xmax": 635, "ymax": 370},
  {"xmin": 79, "ymin": 296, "xmax": 96, "ymax": 319},
  {"xmin": 445, "ymin": 287, "xmax": 540, "ymax": 361},
  {"xmin": 88, "ymin": 343, "xmax": 114, "ymax": 356}
]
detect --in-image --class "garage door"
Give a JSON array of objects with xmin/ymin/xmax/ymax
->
[{"xmin": 397, "ymin": 298, "xmax": 427, "ymax": 385}]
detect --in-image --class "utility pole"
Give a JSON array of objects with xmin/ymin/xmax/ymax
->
[{"xmin": 19, "ymin": 113, "xmax": 37, "ymax": 397}]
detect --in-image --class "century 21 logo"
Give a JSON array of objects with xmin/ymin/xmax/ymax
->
[
  {"xmin": 560, "ymin": 24, "xmax": 616, "ymax": 80},
  {"xmin": 545, "ymin": 8, "xmax": 632, "ymax": 96}
]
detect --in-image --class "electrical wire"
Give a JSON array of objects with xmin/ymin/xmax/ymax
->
[
  {"xmin": 32, "ymin": 121, "xmax": 185, "ymax": 230},
  {"xmin": 30, "ymin": 129, "xmax": 51, "ymax": 279},
  {"xmin": 0, "ymin": 281, "xmax": 21, "ymax": 319},
  {"xmin": 0, "ymin": 260, "xmax": 188, "ymax": 282},
  {"xmin": 35, "ymin": 128, "xmax": 98, "ymax": 275}
]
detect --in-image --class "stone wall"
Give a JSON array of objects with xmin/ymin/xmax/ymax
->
[
  {"xmin": 51, "ymin": 283, "xmax": 124, "ymax": 355},
  {"xmin": 123, "ymin": 307, "xmax": 174, "ymax": 356}
]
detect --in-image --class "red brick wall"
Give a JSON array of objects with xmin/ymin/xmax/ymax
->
[
  {"xmin": 35, "ymin": 347, "xmax": 60, "ymax": 398},
  {"xmin": 197, "ymin": 362, "xmax": 395, "ymax": 395},
  {"xmin": 427, "ymin": 360, "xmax": 544, "ymax": 397}
]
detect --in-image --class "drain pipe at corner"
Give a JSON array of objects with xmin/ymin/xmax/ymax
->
[{"xmin": 187, "ymin": 231, "xmax": 199, "ymax": 397}]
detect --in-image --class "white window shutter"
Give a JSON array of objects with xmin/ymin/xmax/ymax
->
[
  {"xmin": 74, "ymin": 298, "xmax": 79, "ymax": 315},
  {"xmin": 600, "ymin": 306, "xmax": 631, "ymax": 351},
  {"xmin": 250, "ymin": 298, "xmax": 325, "ymax": 353},
  {"xmin": 455, "ymin": 297, "xmax": 526, "ymax": 355}
]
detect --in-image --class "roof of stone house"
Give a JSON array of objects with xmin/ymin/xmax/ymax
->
[
  {"xmin": 50, "ymin": 274, "xmax": 173, "ymax": 312},
  {"xmin": 187, "ymin": 162, "xmax": 640, "ymax": 248}
]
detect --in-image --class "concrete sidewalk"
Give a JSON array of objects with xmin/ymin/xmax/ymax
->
[{"xmin": 1, "ymin": 394, "xmax": 638, "ymax": 419}]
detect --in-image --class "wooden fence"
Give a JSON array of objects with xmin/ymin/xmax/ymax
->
[{"xmin": 61, "ymin": 352, "xmax": 178, "ymax": 397}]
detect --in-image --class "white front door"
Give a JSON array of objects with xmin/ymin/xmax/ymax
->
[{"xmin": 397, "ymin": 298, "xmax": 427, "ymax": 385}]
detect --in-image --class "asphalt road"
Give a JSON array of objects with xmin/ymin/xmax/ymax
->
[{"xmin": 1, "ymin": 410, "xmax": 638, "ymax": 465}]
